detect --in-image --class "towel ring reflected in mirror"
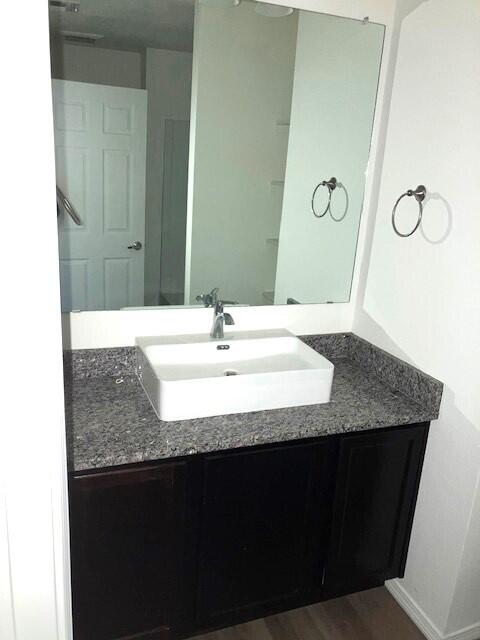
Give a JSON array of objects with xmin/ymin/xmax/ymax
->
[
  {"xmin": 329, "ymin": 181, "xmax": 349, "ymax": 222},
  {"xmin": 392, "ymin": 185, "xmax": 426, "ymax": 237},
  {"xmin": 311, "ymin": 177, "xmax": 337, "ymax": 218},
  {"xmin": 311, "ymin": 177, "xmax": 348, "ymax": 221}
]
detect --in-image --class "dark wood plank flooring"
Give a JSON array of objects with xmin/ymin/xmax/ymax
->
[{"xmin": 189, "ymin": 587, "xmax": 425, "ymax": 640}]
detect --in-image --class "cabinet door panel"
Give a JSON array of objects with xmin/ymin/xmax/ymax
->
[
  {"xmin": 323, "ymin": 424, "xmax": 428, "ymax": 596},
  {"xmin": 70, "ymin": 462, "xmax": 189, "ymax": 640},
  {"xmin": 197, "ymin": 441, "xmax": 332, "ymax": 627}
]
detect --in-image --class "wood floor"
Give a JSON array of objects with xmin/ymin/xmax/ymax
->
[{"xmin": 189, "ymin": 588, "xmax": 425, "ymax": 640}]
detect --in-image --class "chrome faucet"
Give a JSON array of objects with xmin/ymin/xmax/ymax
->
[
  {"xmin": 196, "ymin": 287, "xmax": 239, "ymax": 308},
  {"xmin": 196, "ymin": 287, "xmax": 219, "ymax": 308},
  {"xmin": 210, "ymin": 301, "xmax": 235, "ymax": 339}
]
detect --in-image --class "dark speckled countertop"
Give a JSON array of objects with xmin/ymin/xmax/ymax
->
[{"xmin": 64, "ymin": 333, "xmax": 442, "ymax": 472}]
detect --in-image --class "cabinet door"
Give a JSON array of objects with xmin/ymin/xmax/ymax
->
[
  {"xmin": 69, "ymin": 461, "xmax": 190, "ymax": 640},
  {"xmin": 323, "ymin": 424, "xmax": 429, "ymax": 597},
  {"xmin": 196, "ymin": 440, "xmax": 332, "ymax": 628}
]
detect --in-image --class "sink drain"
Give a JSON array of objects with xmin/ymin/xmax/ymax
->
[{"xmin": 224, "ymin": 369, "xmax": 238, "ymax": 376}]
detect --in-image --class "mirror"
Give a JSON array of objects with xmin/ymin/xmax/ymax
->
[{"xmin": 49, "ymin": 0, "xmax": 384, "ymax": 311}]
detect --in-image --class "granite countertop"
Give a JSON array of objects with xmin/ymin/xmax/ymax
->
[{"xmin": 65, "ymin": 334, "xmax": 442, "ymax": 472}]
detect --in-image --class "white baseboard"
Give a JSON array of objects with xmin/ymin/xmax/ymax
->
[
  {"xmin": 386, "ymin": 580, "xmax": 480, "ymax": 640},
  {"xmin": 446, "ymin": 626, "xmax": 480, "ymax": 640},
  {"xmin": 386, "ymin": 580, "xmax": 444, "ymax": 640}
]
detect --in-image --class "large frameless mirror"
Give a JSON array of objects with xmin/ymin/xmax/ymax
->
[{"xmin": 48, "ymin": 0, "xmax": 384, "ymax": 311}]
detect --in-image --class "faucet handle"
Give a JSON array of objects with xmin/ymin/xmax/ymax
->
[
  {"xmin": 214, "ymin": 300, "xmax": 224, "ymax": 314},
  {"xmin": 224, "ymin": 313, "xmax": 235, "ymax": 326},
  {"xmin": 209, "ymin": 287, "xmax": 219, "ymax": 304}
]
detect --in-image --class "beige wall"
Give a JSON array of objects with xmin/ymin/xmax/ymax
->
[
  {"xmin": 355, "ymin": 1, "xmax": 480, "ymax": 638},
  {"xmin": 51, "ymin": 42, "xmax": 143, "ymax": 89},
  {"xmin": 3, "ymin": 3, "xmax": 71, "ymax": 640},
  {"xmin": 186, "ymin": 2, "xmax": 298, "ymax": 306},
  {"xmin": 144, "ymin": 48, "xmax": 192, "ymax": 305}
]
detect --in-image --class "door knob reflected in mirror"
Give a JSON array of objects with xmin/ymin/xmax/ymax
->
[{"xmin": 127, "ymin": 241, "xmax": 142, "ymax": 250}]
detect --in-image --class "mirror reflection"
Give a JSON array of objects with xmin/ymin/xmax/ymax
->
[{"xmin": 49, "ymin": 0, "xmax": 384, "ymax": 311}]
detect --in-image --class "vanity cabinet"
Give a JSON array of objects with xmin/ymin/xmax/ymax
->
[
  {"xmin": 69, "ymin": 460, "xmax": 195, "ymax": 640},
  {"xmin": 322, "ymin": 425, "xmax": 428, "ymax": 597},
  {"xmin": 196, "ymin": 440, "xmax": 334, "ymax": 628},
  {"xmin": 69, "ymin": 423, "xmax": 429, "ymax": 640}
]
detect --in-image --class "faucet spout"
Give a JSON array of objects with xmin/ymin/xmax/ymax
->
[{"xmin": 210, "ymin": 301, "xmax": 235, "ymax": 339}]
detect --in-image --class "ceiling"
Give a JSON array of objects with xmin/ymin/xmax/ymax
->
[{"xmin": 49, "ymin": 0, "xmax": 195, "ymax": 53}]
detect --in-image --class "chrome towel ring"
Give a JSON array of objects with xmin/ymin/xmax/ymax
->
[
  {"xmin": 392, "ymin": 185, "xmax": 426, "ymax": 237},
  {"xmin": 311, "ymin": 177, "xmax": 337, "ymax": 218}
]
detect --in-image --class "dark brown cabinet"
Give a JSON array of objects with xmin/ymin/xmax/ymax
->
[
  {"xmin": 322, "ymin": 425, "xmax": 428, "ymax": 597},
  {"xmin": 196, "ymin": 440, "xmax": 333, "ymax": 627},
  {"xmin": 69, "ymin": 423, "xmax": 429, "ymax": 640},
  {"xmin": 69, "ymin": 461, "xmax": 192, "ymax": 640}
]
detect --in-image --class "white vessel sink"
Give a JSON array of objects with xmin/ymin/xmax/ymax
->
[{"xmin": 136, "ymin": 329, "xmax": 334, "ymax": 421}]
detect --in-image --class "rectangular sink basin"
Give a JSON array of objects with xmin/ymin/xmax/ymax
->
[{"xmin": 136, "ymin": 329, "xmax": 334, "ymax": 421}]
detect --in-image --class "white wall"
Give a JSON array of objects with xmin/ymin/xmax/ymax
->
[
  {"xmin": 275, "ymin": 12, "xmax": 384, "ymax": 304},
  {"xmin": 144, "ymin": 48, "xmax": 192, "ymax": 305},
  {"xmin": 62, "ymin": 303, "xmax": 353, "ymax": 348},
  {"xmin": 1, "ymin": 2, "xmax": 71, "ymax": 639},
  {"xmin": 355, "ymin": 1, "xmax": 480, "ymax": 638},
  {"xmin": 51, "ymin": 42, "xmax": 143, "ymax": 89},
  {"xmin": 186, "ymin": 2, "xmax": 298, "ymax": 306}
]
